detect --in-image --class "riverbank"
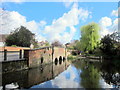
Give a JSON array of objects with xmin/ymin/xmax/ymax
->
[
  {"xmin": 67, "ymin": 54, "xmax": 108, "ymax": 63},
  {"xmin": 67, "ymin": 53, "xmax": 120, "ymax": 63}
]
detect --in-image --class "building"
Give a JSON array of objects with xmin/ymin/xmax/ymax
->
[
  {"xmin": 38, "ymin": 40, "xmax": 49, "ymax": 47},
  {"xmin": 0, "ymin": 34, "xmax": 9, "ymax": 47}
]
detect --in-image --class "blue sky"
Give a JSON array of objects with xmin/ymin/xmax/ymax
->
[{"xmin": 0, "ymin": 1, "xmax": 119, "ymax": 44}]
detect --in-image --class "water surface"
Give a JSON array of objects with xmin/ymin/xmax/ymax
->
[{"xmin": 1, "ymin": 58, "xmax": 120, "ymax": 89}]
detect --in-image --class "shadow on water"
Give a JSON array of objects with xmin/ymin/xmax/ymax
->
[{"xmin": 0, "ymin": 60, "xmax": 70, "ymax": 89}]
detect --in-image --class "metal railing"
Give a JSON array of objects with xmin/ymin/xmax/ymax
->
[{"xmin": 2, "ymin": 49, "xmax": 23, "ymax": 61}]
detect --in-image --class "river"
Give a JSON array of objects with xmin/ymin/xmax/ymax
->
[{"xmin": 1, "ymin": 58, "xmax": 120, "ymax": 89}]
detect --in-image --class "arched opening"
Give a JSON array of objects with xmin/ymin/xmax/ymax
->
[
  {"xmin": 59, "ymin": 56, "xmax": 62, "ymax": 64},
  {"xmin": 55, "ymin": 58, "xmax": 58, "ymax": 65},
  {"xmin": 41, "ymin": 57, "xmax": 44, "ymax": 64},
  {"xmin": 63, "ymin": 57, "xmax": 66, "ymax": 62},
  {"xmin": 47, "ymin": 47, "xmax": 49, "ymax": 50},
  {"xmin": 44, "ymin": 51, "xmax": 46, "ymax": 53}
]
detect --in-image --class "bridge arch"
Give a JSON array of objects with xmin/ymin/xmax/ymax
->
[
  {"xmin": 41, "ymin": 57, "xmax": 44, "ymax": 64},
  {"xmin": 63, "ymin": 57, "xmax": 66, "ymax": 62},
  {"xmin": 59, "ymin": 56, "xmax": 62, "ymax": 65},
  {"xmin": 55, "ymin": 58, "xmax": 58, "ymax": 65}
]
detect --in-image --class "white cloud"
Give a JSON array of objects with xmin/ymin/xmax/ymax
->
[
  {"xmin": 0, "ymin": 8, "xmax": 45, "ymax": 41},
  {"xmin": 0, "ymin": 9, "xmax": 26, "ymax": 34},
  {"xmin": 0, "ymin": 3, "xmax": 91, "ymax": 44},
  {"xmin": 99, "ymin": 15, "xmax": 119, "ymax": 38},
  {"xmin": 39, "ymin": 20, "xmax": 47, "ymax": 27},
  {"xmin": 111, "ymin": 10, "xmax": 118, "ymax": 17},
  {"xmin": 99, "ymin": 17, "xmax": 112, "ymax": 27},
  {"xmin": 63, "ymin": 0, "xmax": 78, "ymax": 8},
  {"xmin": 43, "ymin": 5, "xmax": 91, "ymax": 44},
  {"xmin": 111, "ymin": 7, "xmax": 120, "ymax": 17},
  {"xmin": 1, "ymin": 0, "xmax": 25, "ymax": 3},
  {"xmin": 109, "ymin": 18, "xmax": 119, "ymax": 32},
  {"xmin": 51, "ymin": 65, "xmax": 81, "ymax": 88},
  {"xmin": 63, "ymin": 2, "xmax": 73, "ymax": 8},
  {"xmin": 99, "ymin": 17, "xmax": 113, "ymax": 37}
]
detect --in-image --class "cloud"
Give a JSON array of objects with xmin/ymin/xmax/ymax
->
[
  {"xmin": 43, "ymin": 5, "xmax": 91, "ymax": 44},
  {"xmin": 99, "ymin": 17, "xmax": 112, "ymax": 27},
  {"xmin": 99, "ymin": 17, "xmax": 113, "ymax": 37},
  {"xmin": 39, "ymin": 20, "xmax": 47, "ymax": 27},
  {"xmin": 99, "ymin": 16, "xmax": 119, "ymax": 38},
  {"xmin": 1, "ymin": 0, "xmax": 25, "ymax": 3},
  {"xmin": 99, "ymin": 8, "xmax": 119, "ymax": 37},
  {"xmin": 110, "ymin": 18, "xmax": 120, "ymax": 32},
  {"xmin": 0, "ymin": 8, "xmax": 26, "ymax": 34},
  {"xmin": 63, "ymin": 1, "xmax": 73, "ymax": 8},
  {"xmin": 0, "ymin": 3, "xmax": 91, "ymax": 44},
  {"xmin": 0, "ymin": 8, "xmax": 45, "ymax": 41},
  {"xmin": 51, "ymin": 65, "xmax": 81, "ymax": 88},
  {"xmin": 63, "ymin": 0, "xmax": 78, "ymax": 8},
  {"xmin": 111, "ymin": 7, "xmax": 120, "ymax": 17}
]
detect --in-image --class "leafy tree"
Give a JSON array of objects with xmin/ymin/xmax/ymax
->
[
  {"xmin": 100, "ymin": 35, "xmax": 114, "ymax": 54},
  {"xmin": 74, "ymin": 40, "xmax": 81, "ymax": 50},
  {"xmin": 5, "ymin": 26, "xmax": 36, "ymax": 47},
  {"xmin": 51, "ymin": 40, "xmax": 63, "ymax": 47},
  {"xmin": 45, "ymin": 42, "xmax": 50, "ymax": 47},
  {"xmin": 80, "ymin": 22, "xmax": 100, "ymax": 53},
  {"xmin": 73, "ymin": 60, "xmax": 101, "ymax": 88},
  {"xmin": 100, "ymin": 32, "xmax": 120, "ymax": 58}
]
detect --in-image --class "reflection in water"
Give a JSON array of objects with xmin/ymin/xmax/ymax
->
[
  {"xmin": 31, "ymin": 65, "xmax": 81, "ymax": 88},
  {"xmin": 1, "ymin": 60, "xmax": 70, "ymax": 89},
  {"xmin": 73, "ymin": 59, "xmax": 120, "ymax": 88},
  {"xmin": 100, "ymin": 60, "xmax": 120, "ymax": 88},
  {"xmin": 1, "ymin": 58, "xmax": 120, "ymax": 89},
  {"xmin": 73, "ymin": 60, "xmax": 101, "ymax": 88}
]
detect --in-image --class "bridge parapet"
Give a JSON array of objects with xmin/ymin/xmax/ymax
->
[
  {"xmin": 24, "ymin": 46, "xmax": 67, "ymax": 68},
  {"xmin": 24, "ymin": 47, "xmax": 52, "ymax": 68}
]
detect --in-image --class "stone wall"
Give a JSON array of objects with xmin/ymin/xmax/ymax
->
[
  {"xmin": 1, "ymin": 59, "xmax": 28, "ymax": 74},
  {"xmin": 53, "ymin": 47, "xmax": 67, "ymax": 62},
  {"xmin": 24, "ymin": 46, "xmax": 67, "ymax": 68},
  {"xmin": 1, "ymin": 46, "xmax": 68, "ymax": 73},
  {"xmin": 1, "ymin": 61, "xmax": 70, "ymax": 89},
  {"xmin": 24, "ymin": 47, "xmax": 53, "ymax": 68}
]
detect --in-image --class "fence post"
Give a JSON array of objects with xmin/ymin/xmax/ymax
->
[
  {"xmin": 4, "ymin": 49, "xmax": 7, "ymax": 61},
  {"xmin": 19, "ymin": 49, "xmax": 22, "ymax": 59}
]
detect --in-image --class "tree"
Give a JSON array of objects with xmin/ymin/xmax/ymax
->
[
  {"xmin": 100, "ymin": 35, "xmax": 114, "ymax": 54},
  {"xmin": 80, "ymin": 22, "xmax": 100, "ymax": 53},
  {"xmin": 51, "ymin": 40, "xmax": 63, "ymax": 47},
  {"xmin": 73, "ymin": 60, "xmax": 100, "ymax": 88},
  {"xmin": 100, "ymin": 33, "xmax": 120, "ymax": 58},
  {"xmin": 5, "ymin": 26, "xmax": 36, "ymax": 47},
  {"xmin": 45, "ymin": 42, "xmax": 50, "ymax": 47},
  {"xmin": 74, "ymin": 40, "xmax": 81, "ymax": 50}
]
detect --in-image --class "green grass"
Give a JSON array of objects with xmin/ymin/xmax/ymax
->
[{"xmin": 67, "ymin": 55, "xmax": 78, "ymax": 61}]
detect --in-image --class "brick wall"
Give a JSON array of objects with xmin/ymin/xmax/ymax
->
[
  {"xmin": 24, "ymin": 47, "xmax": 53, "ymax": 68},
  {"xmin": 1, "ymin": 59, "xmax": 28, "ymax": 74},
  {"xmin": 24, "ymin": 46, "xmax": 67, "ymax": 68}
]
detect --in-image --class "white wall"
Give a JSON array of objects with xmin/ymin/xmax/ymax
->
[{"xmin": 0, "ymin": 42, "xmax": 5, "ymax": 47}]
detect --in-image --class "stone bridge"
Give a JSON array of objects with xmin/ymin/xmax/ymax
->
[{"xmin": 24, "ymin": 46, "xmax": 67, "ymax": 68}]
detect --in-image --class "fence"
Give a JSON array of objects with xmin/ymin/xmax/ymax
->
[{"xmin": 0, "ymin": 49, "xmax": 23, "ymax": 62}]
